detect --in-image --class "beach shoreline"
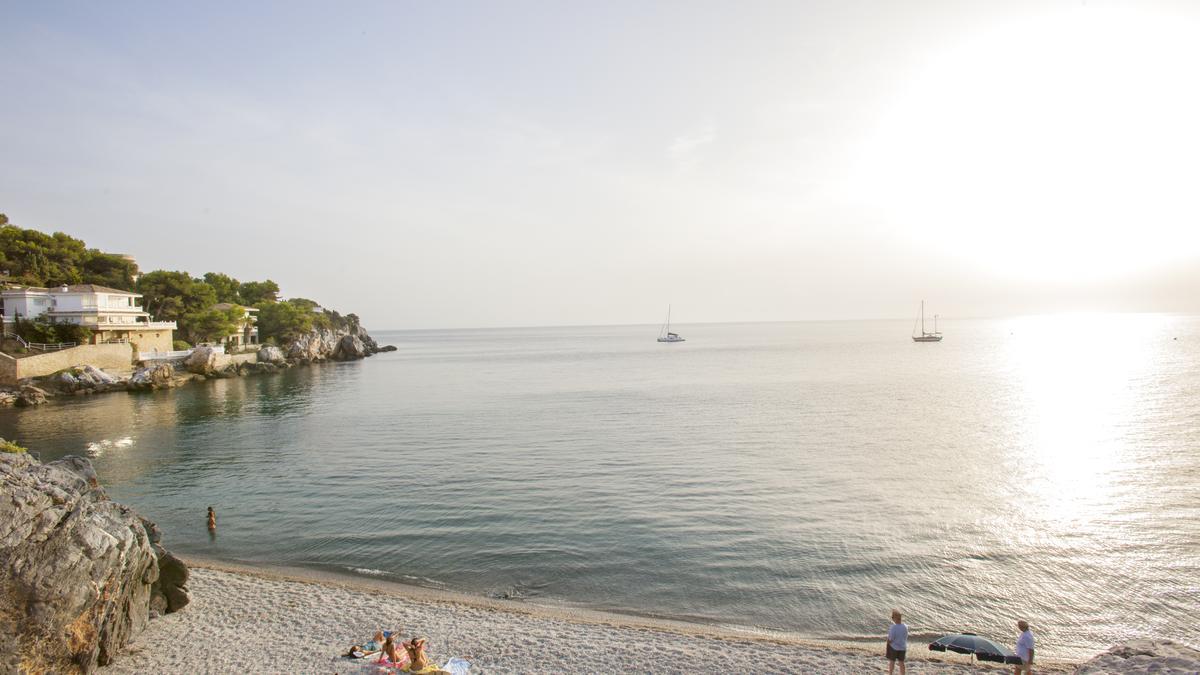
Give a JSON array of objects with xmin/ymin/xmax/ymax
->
[{"xmin": 105, "ymin": 556, "xmax": 1079, "ymax": 673}]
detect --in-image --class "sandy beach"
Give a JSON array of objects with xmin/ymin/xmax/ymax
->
[{"xmin": 108, "ymin": 560, "xmax": 1078, "ymax": 674}]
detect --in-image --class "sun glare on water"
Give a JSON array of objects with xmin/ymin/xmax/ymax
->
[
  {"xmin": 1003, "ymin": 313, "xmax": 1169, "ymax": 524},
  {"xmin": 854, "ymin": 5, "xmax": 1200, "ymax": 284}
]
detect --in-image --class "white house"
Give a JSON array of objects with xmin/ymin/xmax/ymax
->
[
  {"xmin": 211, "ymin": 303, "xmax": 259, "ymax": 347},
  {"xmin": 1, "ymin": 284, "xmax": 176, "ymax": 352}
]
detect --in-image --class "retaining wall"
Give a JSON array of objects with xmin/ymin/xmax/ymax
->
[{"xmin": 0, "ymin": 343, "xmax": 134, "ymax": 385}]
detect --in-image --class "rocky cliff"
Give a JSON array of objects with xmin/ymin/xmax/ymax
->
[
  {"xmin": 281, "ymin": 323, "xmax": 387, "ymax": 363},
  {"xmin": 0, "ymin": 452, "xmax": 189, "ymax": 673}
]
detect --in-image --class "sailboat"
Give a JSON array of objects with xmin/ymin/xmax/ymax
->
[
  {"xmin": 657, "ymin": 305, "xmax": 685, "ymax": 343},
  {"xmin": 911, "ymin": 300, "xmax": 943, "ymax": 342}
]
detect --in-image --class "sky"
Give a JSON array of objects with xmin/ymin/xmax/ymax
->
[{"xmin": 2, "ymin": 1, "xmax": 1199, "ymax": 329}]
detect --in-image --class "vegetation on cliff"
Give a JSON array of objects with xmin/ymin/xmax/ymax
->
[{"xmin": 0, "ymin": 213, "xmax": 360, "ymax": 346}]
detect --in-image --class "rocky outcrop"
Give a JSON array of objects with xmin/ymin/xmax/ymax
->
[
  {"xmin": 333, "ymin": 334, "xmax": 368, "ymax": 360},
  {"xmin": 47, "ymin": 366, "xmax": 122, "ymax": 395},
  {"xmin": 1076, "ymin": 640, "xmax": 1200, "ymax": 674},
  {"xmin": 281, "ymin": 323, "xmax": 390, "ymax": 364},
  {"xmin": 16, "ymin": 384, "xmax": 49, "ymax": 407},
  {"xmin": 129, "ymin": 363, "xmax": 176, "ymax": 391},
  {"xmin": 256, "ymin": 344, "xmax": 285, "ymax": 364},
  {"xmin": 183, "ymin": 345, "xmax": 219, "ymax": 375},
  {"xmin": 0, "ymin": 453, "xmax": 189, "ymax": 673}
]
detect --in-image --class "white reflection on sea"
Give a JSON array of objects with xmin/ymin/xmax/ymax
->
[{"xmin": 1006, "ymin": 313, "xmax": 1166, "ymax": 525}]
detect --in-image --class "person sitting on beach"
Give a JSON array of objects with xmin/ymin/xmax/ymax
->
[
  {"xmin": 402, "ymin": 637, "xmax": 450, "ymax": 674},
  {"xmin": 379, "ymin": 634, "xmax": 408, "ymax": 667}
]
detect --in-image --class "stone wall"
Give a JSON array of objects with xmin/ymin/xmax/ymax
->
[
  {"xmin": 94, "ymin": 329, "xmax": 172, "ymax": 354},
  {"xmin": 214, "ymin": 352, "xmax": 258, "ymax": 369},
  {"xmin": 0, "ymin": 343, "xmax": 134, "ymax": 385}
]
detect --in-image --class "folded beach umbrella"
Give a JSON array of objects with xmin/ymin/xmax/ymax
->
[{"xmin": 928, "ymin": 633, "xmax": 1022, "ymax": 664}]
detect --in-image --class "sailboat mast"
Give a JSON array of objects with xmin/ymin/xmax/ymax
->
[
  {"xmin": 667, "ymin": 304, "xmax": 671, "ymax": 332},
  {"xmin": 921, "ymin": 300, "xmax": 926, "ymax": 335}
]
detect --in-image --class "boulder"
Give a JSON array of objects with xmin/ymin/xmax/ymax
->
[
  {"xmin": 0, "ymin": 453, "xmax": 189, "ymax": 673},
  {"xmin": 333, "ymin": 334, "xmax": 368, "ymax": 360},
  {"xmin": 16, "ymin": 385, "xmax": 48, "ymax": 407},
  {"xmin": 75, "ymin": 365, "xmax": 118, "ymax": 389},
  {"xmin": 1076, "ymin": 640, "xmax": 1200, "ymax": 674},
  {"xmin": 54, "ymin": 370, "xmax": 80, "ymax": 393},
  {"xmin": 256, "ymin": 344, "xmax": 285, "ymax": 364},
  {"xmin": 0, "ymin": 391, "xmax": 17, "ymax": 406},
  {"xmin": 50, "ymin": 366, "xmax": 119, "ymax": 394},
  {"xmin": 129, "ymin": 363, "xmax": 175, "ymax": 391},
  {"xmin": 183, "ymin": 345, "xmax": 219, "ymax": 375},
  {"xmin": 378, "ymin": 344, "xmax": 398, "ymax": 352}
]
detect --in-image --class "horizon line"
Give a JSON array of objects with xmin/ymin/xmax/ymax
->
[{"xmin": 369, "ymin": 309, "xmax": 1189, "ymax": 333}]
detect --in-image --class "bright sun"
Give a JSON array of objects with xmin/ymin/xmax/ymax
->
[{"xmin": 853, "ymin": 4, "xmax": 1200, "ymax": 283}]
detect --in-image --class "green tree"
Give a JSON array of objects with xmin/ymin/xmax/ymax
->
[
  {"xmin": 136, "ymin": 270, "xmax": 218, "ymax": 326},
  {"xmin": 256, "ymin": 300, "xmax": 315, "ymax": 342},
  {"xmin": 239, "ymin": 279, "xmax": 280, "ymax": 305},
  {"xmin": 0, "ymin": 219, "xmax": 137, "ymax": 289},
  {"xmin": 203, "ymin": 272, "xmax": 243, "ymax": 304},
  {"xmin": 183, "ymin": 304, "xmax": 245, "ymax": 344},
  {"xmin": 81, "ymin": 251, "xmax": 138, "ymax": 290}
]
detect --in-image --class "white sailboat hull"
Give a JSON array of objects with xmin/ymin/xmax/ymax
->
[
  {"xmin": 912, "ymin": 335, "xmax": 943, "ymax": 342},
  {"xmin": 657, "ymin": 335, "xmax": 686, "ymax": 343}
]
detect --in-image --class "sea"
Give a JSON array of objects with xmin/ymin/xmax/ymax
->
[{"xmin": 2, "ymin": 315, "xmax": 1197, "ymax": 660}]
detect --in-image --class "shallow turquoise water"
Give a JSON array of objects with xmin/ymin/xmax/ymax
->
[{"xmin": 3, "ymin": 316, "xmax": 1197, "ymax": 658}]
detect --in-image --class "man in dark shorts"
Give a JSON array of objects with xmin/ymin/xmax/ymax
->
[{"xmin": 886, "ymin": 609, "xmax": 908, "ymax": 675}]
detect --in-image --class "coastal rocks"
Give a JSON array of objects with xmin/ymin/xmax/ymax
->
[
  {"xmin": 281, "ymin": 324, "xmax": 390, "ymax": 363},
  {"xmin": 0, "ymin": 390, "xmax": 17, "ymax": 406},
  {"xmin": 257, "ymin": 344, "xmax": 285, "ymax": 364},
  {"xmin": 1076, "ymin": 640, "xmax": 1200, "ymax": 674},
  {"xmin": 184, "ymin": 345, "xmax": 220, "ymax": 375},
  {"xmin": 129, "ymin": 363, "xmax": 175, "ymax": 390},
  {"xmin": 285, "ymin": 327, "xmax": 341, "ymax": 362},
  {"xmin": 0, "ymin": 453, "xmax": 189, "ymax": 673},
  {"xmin": 333, "ymin": 334, "xmax": 368, "ymax": 360},
  {"xmin": 140, "ymin": 519, "xmax": 190, "ymax": 616},
  {"xmin": 49, "ymin": 366, "xmax": 121, "ymax": 395},
  {"xmin": 377, "ymin": 344, "xmax": 398, "ymax": 352},
  {"xmin": 16, "ymin": 384, "xmax": 49, "ymax": 407}
]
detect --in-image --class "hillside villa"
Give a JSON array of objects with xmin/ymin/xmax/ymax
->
[
  {"xmin": 212, "ymin": 302, "xmax": 258, "ymax": 348},
  {"xmin": 1, "ymin": 284, "xmax": 176, "ymax": 353}
]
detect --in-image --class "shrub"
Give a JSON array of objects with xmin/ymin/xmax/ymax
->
[
  {"xmin": 0, "ymin": 439, "xmax": 28, "ymax": 454},
  {"xmin": 173, "ymin": 340, "xmax": 191, "ymax": 350}
]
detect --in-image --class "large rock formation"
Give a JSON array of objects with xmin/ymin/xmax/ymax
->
[
  {"xmin": 282, "ymin": 323, "xmax": 387, "ymax": 363},
  {"xmin": 128, "ymin": 363, "xmax": 175, "ymax": 391},
  {"xmin": 332, "ymin": 333, "xmax": 368, "ymax": 360},
  {"xmin": 256, "ymin": 344, "xmax": 285, "ymax": 364},
  {"xmin": 0, "ymin": 452, "xmax": 189, "ymax": 673},
  {"xmin": 183, "ymin": 345, "xmax": 219, "ymax": 375},
  {"xmin": 47, "ymin": 366, "xmax": 122, "ymax": 395},
  {"xmin": 1076, "ymin": 640, "xmax": 1200, "ymax": 674}
]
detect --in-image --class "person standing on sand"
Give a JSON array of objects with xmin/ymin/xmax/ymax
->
[
  {"xmin": 1014, "ymin": 620, "xmax": 1035, "ymax": 674},
  {"xmin": 885, "ymin": 609, "xmax": 908, "ymax": 675},
  {"xmin": 206, "ymin": 506, "xmax": 216, "ymax": 530}
]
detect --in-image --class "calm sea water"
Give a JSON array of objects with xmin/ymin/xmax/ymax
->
[{"xmin": 3, "ymin": 317, "xmax": 1197, "ymax": 659}]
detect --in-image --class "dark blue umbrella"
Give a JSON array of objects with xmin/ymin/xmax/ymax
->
[{"xmin": 929, "ymin": 633, "xmax": 1022, "ymax": 664}]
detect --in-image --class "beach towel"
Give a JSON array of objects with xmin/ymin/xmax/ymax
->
[{"xmin": 442, "ymin": 657, "xmax": 471, "ymax": 674}]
